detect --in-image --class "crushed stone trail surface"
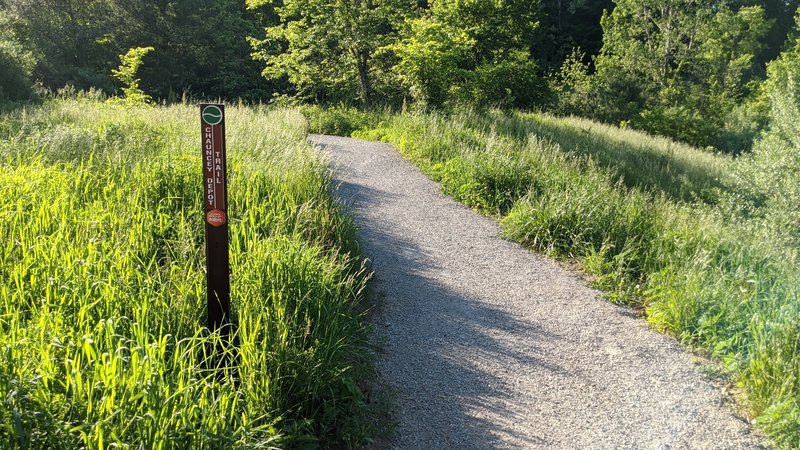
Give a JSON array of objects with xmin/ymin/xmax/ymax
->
[{"xmin": 309, "ymin": 135, "xmax": 762, "ymax": 449}]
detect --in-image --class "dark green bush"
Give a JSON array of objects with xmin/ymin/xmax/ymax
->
[
  {"xmin": 634, "ymin": 106, "xmax": 720, "ymax": 149},
  {"xmin": 457, "ymin": 55, "xmax": 552, "ymax": 110},
  {"xmin": 0, "ymin": 48, "xmax": 33, "ymax": 102}
]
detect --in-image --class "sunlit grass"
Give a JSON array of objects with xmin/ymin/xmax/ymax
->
[
  {"xmin": 0, "ymin": 99, "xmax": 373, "ymax": 448},
  {"xmin": 492, "ymin": 111, "xmax": 732, "ymax": 203}
]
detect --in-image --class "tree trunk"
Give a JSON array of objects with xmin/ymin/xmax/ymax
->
[{"xmin": 356, "ymin": 50, "xmax": 372, "ymax": 108}]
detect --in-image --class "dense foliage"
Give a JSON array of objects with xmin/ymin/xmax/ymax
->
[
  {"xmin": 730, "ymin": 13, "xmax": 800, "ymax": 248},
  {"xmin": 389, "ymin": 0, "xmax": 548, "ymax": 109},
  {"xmin": 251, "ymin": 0, "xmax": 800, "ymax": 152},
  {"xmin": 248, "ymin": 0, "xmax": 414, "ymax": 107},
  {"xmin": 5, "ymin": 0, "xmax": 800, "ymax": 152},
  {"xmin": 1, "ymin": 0, "xmax": 271, "ymax": 100},
  {"xmin": 558, "ymin": 1, "xmax": 772, "ymax": 150}
]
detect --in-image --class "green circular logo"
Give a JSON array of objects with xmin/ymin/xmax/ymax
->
[{"xmin": 202, "ymin": 105, "xmax": 223, "ymax": 125}]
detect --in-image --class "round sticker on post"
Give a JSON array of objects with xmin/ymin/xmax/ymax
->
[
  {"xmin": 206, "ymin": 209, "xmax": 226, "ymax": 227},
  {"xmin": 202, "ymin": 105, "xmax": 223, "ymax": 126}
]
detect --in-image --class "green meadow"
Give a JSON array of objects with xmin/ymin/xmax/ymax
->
[{"xmin": 0, "ymin": 99, "xmax": 375, "ymax": 449}]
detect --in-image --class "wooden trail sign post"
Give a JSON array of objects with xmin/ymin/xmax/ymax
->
[{"xmin": 200, "ymin": 104, "xmax": 231, "ymax": 333}]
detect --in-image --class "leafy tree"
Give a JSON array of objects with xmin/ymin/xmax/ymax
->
[
  {"xmin": 569, "ymin": 0, "xmax": 771, "ymax": 150},
  {"xmin": 248, "ymin": 0, "xmax": 415, "ymax": 107},
  {"xmin": 697, "ymin": 6, "xmax": 770, "ymax": 107},
  {"xmin": 734, "ymin": 0, "xmax": 800, "ymax": 67},
  {"xmin": 533, "ymin": 0, "xmax": 613, "ymax": 72},
  {"xmin": 108, "ymin": 0, "xmax": 271, "ymax": 101},
  {"xmin": 391, "ymin": 0, "xmax": 548, "ymax": 109},
  {"xmin": 4, "ymin": 0, "xmax": 117, "ymax": 91},
  {"xmin": 0, "ymin": 8, "xmax": 36, "ymax": 102},
  {"xmin": 594, "ymin": 1, "xmax": 712, "ymax": 109},
  {"xmin": 3, "ymin": 0, "xmax": 271, "ymax": 101},
  {"xmin": 388, "ymin": 17, "xmax": 473, "ymax": 107},
  {"xmin": 109, "ymin": 46, "xmax": 154, "ymax": 106},
  {"xmin": 697, "ymin": 5, "xmax": 772, "ymax": 151},
  {"xmin": 735, "ymin": 11, "xmax": 800, "ymax": 215}
]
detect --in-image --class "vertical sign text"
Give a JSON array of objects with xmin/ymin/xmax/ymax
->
[{"xmin": 200, "ymin": 103, "xmax": 230, "ymax": 332}]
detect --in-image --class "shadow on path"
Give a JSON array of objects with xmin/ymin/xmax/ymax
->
[{"xmin": 334, "ymin": 170, "xmax": 565, "ymax": 448}]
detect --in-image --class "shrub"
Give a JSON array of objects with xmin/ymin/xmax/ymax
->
[
  {"xmin": 109, "ymin": 47, "xmax": 155, "ymax": 106},
  {"xmin": 0, "ymin": 44, "xmax": 34, "ymax": 102},
  {"xmin": 634, "ymin": 106, "xmax": 720, "ymax": 149},
  {"xmin": 301, "ymin": 104, "xmax": 383, "ymax": 136}
]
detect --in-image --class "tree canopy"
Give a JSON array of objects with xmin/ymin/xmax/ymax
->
[
  {"xmin": 1, "ymin": 0, "xmax": 271, "ymax": 101},
  {"xmin": 388, "ymin": 0, "xmax": 547, "ymax": 108},
  {"xmin": 3, "ymin": 0, "xmax": 800, "ymax": 152},
  {"xmin": 558, "ymin": 0, "xmax": 774, "ymax": 149},
  {"xmin": 248, "ymin": 0, "xmax": 415, "ymax": 107}
]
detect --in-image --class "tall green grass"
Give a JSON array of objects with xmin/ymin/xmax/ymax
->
[
  {"xmin": 0, "ymin": 99, "xmax": 375, "ymax": 448},
  {"xmin": 485, "ymin": 112, "xmax": 732, "ymax": 203},
  {"xmin": 307, "ymin": 107, "xmax": 798, "ymax": 448}
]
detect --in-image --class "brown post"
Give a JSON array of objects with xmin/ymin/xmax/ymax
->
[{"xmin": 200, "ymin": 103, "xmax": 231, "ymax": 333}]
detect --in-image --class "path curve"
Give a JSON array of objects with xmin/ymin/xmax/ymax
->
[{"xmin": 309, "ymin": 135, "xmax": 763, "ymax": 449}]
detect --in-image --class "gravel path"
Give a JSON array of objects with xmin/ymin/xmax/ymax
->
[{"xmin": 309, "ymin": 135, "xmax": 763, "ymax": 449}]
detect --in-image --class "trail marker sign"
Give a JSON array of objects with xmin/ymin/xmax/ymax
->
[{"xmin": 200, "ymin": 103, "xmax": 230, "ymax": 333}]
